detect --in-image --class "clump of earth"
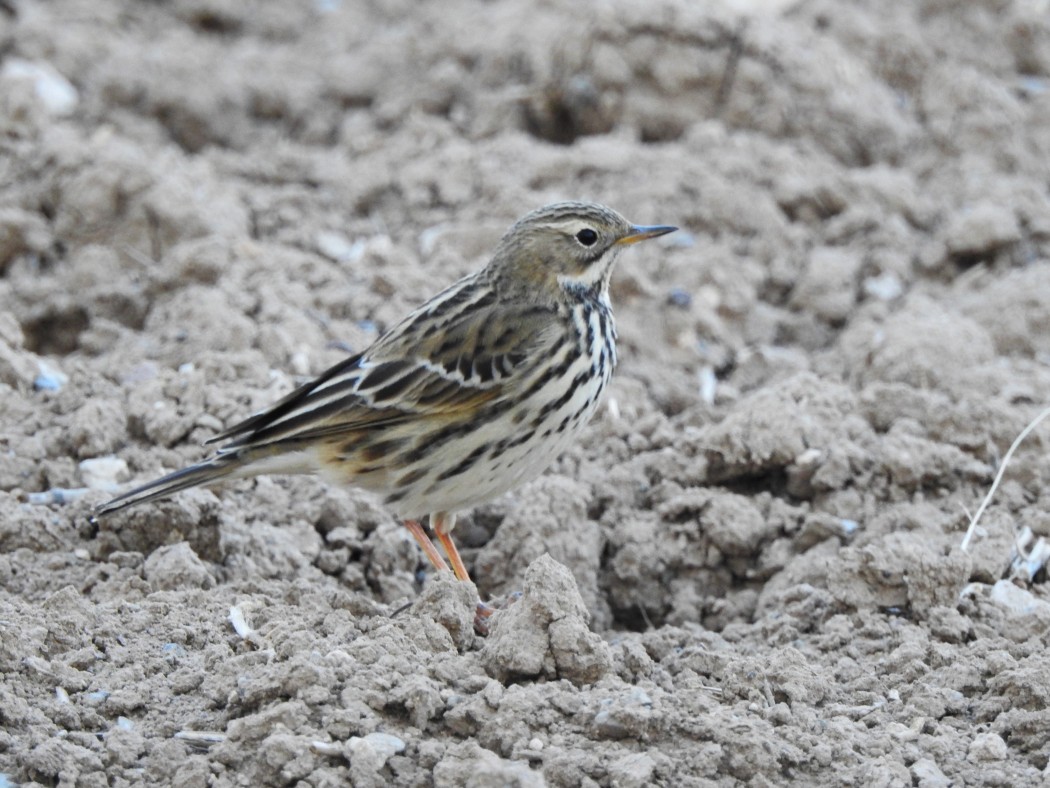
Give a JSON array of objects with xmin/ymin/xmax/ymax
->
[{"xmin": 2, "ymin": 0, "xmax": 1050, "ymax": 785}]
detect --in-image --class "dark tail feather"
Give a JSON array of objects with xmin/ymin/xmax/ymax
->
[{"xmin": 93, "ymin": 456, "xmax": 238, "ymax": 516}]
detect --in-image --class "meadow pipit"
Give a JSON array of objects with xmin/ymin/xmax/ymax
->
[{"xmin": 96, "ymin": 202, "xmax": 676, "ymax": 594}]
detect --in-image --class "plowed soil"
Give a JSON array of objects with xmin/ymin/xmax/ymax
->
[{"xmin": 2, "ymin": 0, "xmax": 1050, "ymax": 785}]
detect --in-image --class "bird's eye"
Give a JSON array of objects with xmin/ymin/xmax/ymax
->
[{"xmin": 576, "ymin": 228, "xmax": 598, "ymax": 247}]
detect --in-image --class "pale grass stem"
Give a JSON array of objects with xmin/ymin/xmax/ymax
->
[{"xmin": 961, "ymin": 404, "xmax": 1050, "ymax": 552}]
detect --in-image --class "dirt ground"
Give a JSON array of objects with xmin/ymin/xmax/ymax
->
[{"xmin": 2, "ymin": 0, "xmax": 1050, "ymax": 785}]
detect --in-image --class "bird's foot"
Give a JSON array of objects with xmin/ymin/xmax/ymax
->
[{"xmin": 473, "ymin": 591, "xmax": 522, "ymax": 636}]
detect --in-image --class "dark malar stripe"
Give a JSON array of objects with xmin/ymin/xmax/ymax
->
[
  {"xmin": 583, "ymin": 303, "xmax": 595, "ymax": 357},
  {"xmin": 596, "ymin": 307, "xmax": 616, "ymax": 363},
  {"xmin": 560, "ymin": 280, "xmax": 604, "ymax": 304}
]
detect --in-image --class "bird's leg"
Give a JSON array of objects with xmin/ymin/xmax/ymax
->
[
  {"xmin": 432, "ymin": 511, "xmax": 496, "ymax": 635},
  {"xmin": 431, "ymin": 511, "xmax": 470, "ymax": 582},
  {"xmin": 403, "ymin": 519, "xmax": 452, "ymax": 574}
]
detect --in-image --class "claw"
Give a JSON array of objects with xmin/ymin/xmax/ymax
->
[
  {"xmin": 474, "ymin": 600, "xmax": 495, "ymax": 635},
  {"xmin": 472, "ymin": 591, "xmax": 524, "ymax": 636}
]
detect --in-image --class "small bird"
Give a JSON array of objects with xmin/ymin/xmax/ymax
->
[{"xmin": 95, "ymin": 202, "xmax": 676, "ymax": 591}]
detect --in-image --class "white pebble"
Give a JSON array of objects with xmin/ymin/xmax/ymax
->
[
  {"xmin": 1, "ymin": 58, "xmax": 79, "ymax": 116},
  {"xmin": 361, "ymin": 732, "xmax": 405, "ymax": 759},
  {"xmin": 317, "ymin": 230, "xmax": 356, "ymax": 261},
  {"xmin": 78, "ymin": 456, "xmax": 129, "ymax": 490},
  {"xmin": 34, "ymin": 360, "xmax": 68, "ymax": 391},
  {"xmin": 863, "ymin": 272, "xmax": 903, "ymax": 301},
  {"xmin": 291, "ymin": 351, "xmax": 311, "ymax": 377},
  {"xmin": 698, "ymin": 365, "xmax": 717, "ymax": 405},
  {"xmin": 793, "ymin": 448, "xmax": 823, "ymax": 468},
  {"xmin": 228, "ymin": 607, "xmax": 254, "ymax": 639},
  {"xmin": 418, "ymin": 225, "xmax": 448, "ymax": 257},
  {"xmin": 989, "ymin": 579, "xmax": 1050, "ymax": 618}
]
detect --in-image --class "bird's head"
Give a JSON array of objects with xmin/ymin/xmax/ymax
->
[{"xmin": 489, "ymin": 201, "xmax": 676, "ymax": 300}]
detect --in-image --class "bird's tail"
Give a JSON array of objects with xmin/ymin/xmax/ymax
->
[{"xmin": 93, "ymin": 455, "xmax": 240, "ymax": 517}]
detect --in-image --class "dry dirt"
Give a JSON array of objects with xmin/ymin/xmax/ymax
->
[{"xmin": 3, "ymin": 0, "xmax": 1050, "ymax": 785}]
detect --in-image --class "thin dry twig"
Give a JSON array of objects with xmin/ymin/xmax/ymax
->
[{"xmin": 961, "ymin": 405, "xmax": 1050, "ymax": 552}]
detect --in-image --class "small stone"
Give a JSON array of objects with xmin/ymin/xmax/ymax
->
[
  {"xmin": 226, "ymin": 702, "xmax": 308, "ymax": 743},
  {"xmin": 989, "ymin": 579, "xmax": 1050, "ymax": 619},
  {"xmin": 162, "ymin": 643, "xmax": 188, "ymax": 661},
  {"xmin": 1, "ymin": 58, "xmax": 79, "ymax": 116},
  {"xmin": 608, "ymin": 752, "xmax": 656, "ymax": 788},
  {"xmin": 863, "ymin": 272, "xmax": 903, "ymax": 301},
  {"xmin": 33, "ymin": 360, "xmax": 68, "ymax": 391},
  {"xmin": 790, "ymin": 246, "xmax": 862, "ymax": 324},
  {"xmin": 593, "ymin": 687, "xmax": 654, "ymax": 740},
  {"xmin": 143, "ymin": 542, "xmax": 215, "ymax": 591},
  {"xmin": 666, "ymin": 287, "xmax": 692, "ymax": 308},
  {"xmin": 910, "ymin": 757, "xmax": 950, "ymax": 788},
  {"xmin": 549, "ymin": 616, "xmax": 612, "ymax": 686},
  {"xmin": 433, "ymin": 741, "xmax": 543, "ymax": 788},
  {"xmin": 346, "ymin": 733, "xmax": 406, "ymax": 788},
  {"xmin": 968, "ymin": 732, "xmax": 1008, "ymax": 762},
  {"xmin": 316, "ymin": 230, "xmax": 357, "ymax": 261},
  {"xmin": 347, "ymin": 733, "xmax": 403, "ymax": 767},
  {"xmin": 944, "ymin": 202, "xmax": 1021, "ymax": 257},
  {"xmin": 361, "ymin": 733, "xmax": 405, "ymax": 759},
  {"xmin": 78, "ymin": 456, "xmax": 129, "ymax": 490}
]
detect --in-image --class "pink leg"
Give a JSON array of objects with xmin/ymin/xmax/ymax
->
[
  {"xmin": 404, "ymin": 519, "xmax": 451, "ymax": 574},
  {"xmin": 432, "ymin": 512, "xmax": 496, "ymax": 634},
  {"xmin": 432, "ymin": 511, "xmax": 471, "ymax": 582}
]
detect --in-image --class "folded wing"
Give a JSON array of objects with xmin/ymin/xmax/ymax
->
[{"xmin": 209, "ymin": 296, "xmax": 561, "ymax": 457}]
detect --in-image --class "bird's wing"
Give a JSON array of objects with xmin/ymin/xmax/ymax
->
[{"xmin": 209, "ymin": 290, "xmax": 562, "ymax": 453}]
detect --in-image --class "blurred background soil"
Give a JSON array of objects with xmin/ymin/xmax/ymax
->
[{"xmin": 2, "ymin": 0, "xmax": 1050, "ymax": 785}]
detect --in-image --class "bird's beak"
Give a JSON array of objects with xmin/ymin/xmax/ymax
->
[{"xmin": 616, "ymin": 224, "xmax": 678, "ymax": 245}]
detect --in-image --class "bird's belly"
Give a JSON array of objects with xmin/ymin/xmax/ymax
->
[{"xmin": 384, "ymin": 359, "xmax": 611, "ymax": 519}]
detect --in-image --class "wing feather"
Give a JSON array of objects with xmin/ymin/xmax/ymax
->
[{"xmin": 210, "ymin": 287, "xmax": 562, "ymax": 456}]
